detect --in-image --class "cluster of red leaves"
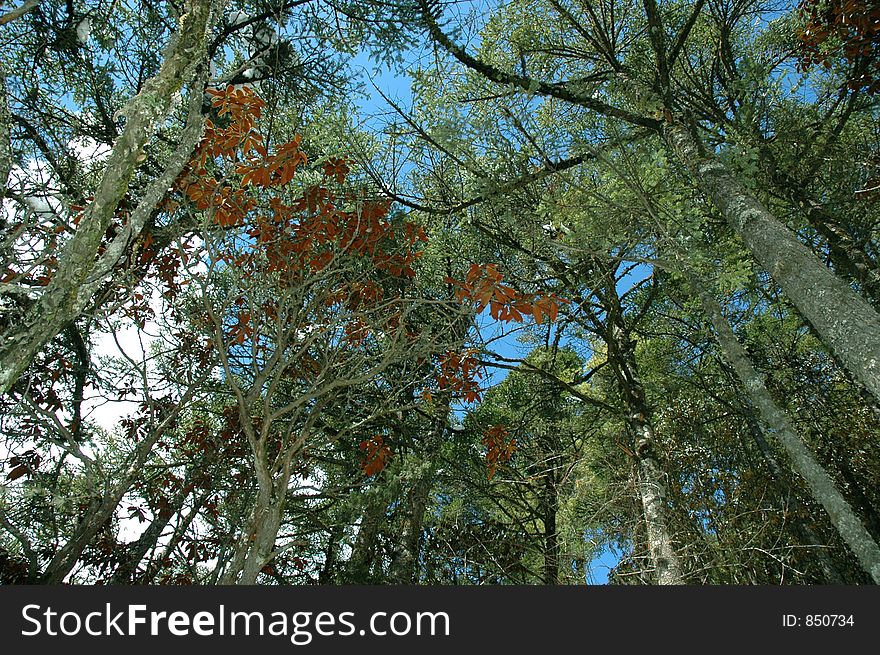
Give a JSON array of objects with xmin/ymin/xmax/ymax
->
[
  {"xmin": 5, "ymin": 449, "xmax": 42, "ymax": 481},
  {"xmin": 174, "ymin": 85, "xmax": 430, "ymax": 353},
  {"xmin": 798, "ymin": 0, "xmax": 880, "ymax": 93},
  {"xmin": 434, "ymin": 348, "xmax": 483, "ymax": 403},
  {"xmin": 198, "ymin": 86, "xmax": 266, "ymax": 162},
  {"xmin": 446, "ymin": 263, "xmax": 567, "ymax": 324},
  {"xmin": 236, "ymin": 137, "xmax": 308, "ymax": 189},
  {"xmin": 482, "ymin": 424, "xmax": 516, "ymax": 481},
  {"xmin": 359, "ymin": 435, "xmax": 392, "ymax": 476}
]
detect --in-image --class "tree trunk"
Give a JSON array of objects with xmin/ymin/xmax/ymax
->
[
  {"xmin": 663, "ymin": 120, "xmax": 880, "ymax": 405},
  {"xmin": 41, "ymin": 427, "xmax": 170, "ymax": 583},
  {"xmin": 604, "ymin": 309, "xmax": 685, "ymax": 584},
  {"xmin": 541, "ymin": 473, "xmax": 560, "ymax": 584},
  {"xmin": 389, "ymin": 412, "xmax": 447, "ymax": 584},
  {"xmin": 389, "ymin": 471, "xmax": 432, "ymax": 584},
  {"xmin": 319, "ymin": 524, "xmax": 342, "ymax": 584},
  {"xmin": 0, "ymin": 0, "xmax": 214, "ymax": 394},
  {"xmin": 761, "ymin": 151, "xmax": 880, "ymax": 306},
  {"xmin": 743, "ymin": 416, "xmax": 846, "ymax": 584},
  {"xmin": 803, "ymin": 204, "xmax": 880, "ymax": 307},
  {"xmin": 0, "ymin": 69, "xmax": 12, "ymax": 197},
  {"xmin": 110, "ymin": 480, "xmax": 196, "ymax": 584},
  {"xmin": 141, "ymin": 487, "xmax": 211, "ymax": 584},
  {"xmin": 693, "ymin": 280, "xmax": 880, "ymax": 584},
  {"xmin": 347, "ymin": 492, "xmax": 387, "ymax": 583},
  {"xmin": 220, "ymin": 483, "xmax": 286, "ymax": 585}
]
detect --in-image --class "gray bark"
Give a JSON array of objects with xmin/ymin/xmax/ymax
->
[
  {"xmin": 743, "ymin": 416, "xmax": 845, "ymax": 584},
  {"xmin": 631, "ymin": 424, "xmax": 684, "ymax": 585},
  {"xmin": 664, "ymin": 120, "xmax": 880, "ymax": 405},
  {"xmin": 218, "ymin": 454, "xmax": 290, "ymax": 585},
  {"xmin": 603, "ymin": 293, "xmax": 685, "ymax": 584},
  {"xmin": 0, "ymin": 0, "xmax": 215, "ymax": 394},
  {"xmin": 693, "ymin": 280, "xmax": 880, "ymax": 584}
]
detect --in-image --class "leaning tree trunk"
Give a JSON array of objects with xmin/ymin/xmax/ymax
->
[
  {"xmin": 743, "ymin": 415, "xmax": 845, "ymax": 584},
  {"xmin": 389, "ymin": 467, "xmax": 434, "ymax": 584},
  {"xmin": 663, "ymin": 120, "xmax": 880, "ymax": 406},
  {"xmin": 219, "ymin": 474, "xmax": 288, "ymax": 585},
  {"xmin": 0, "ymin": 0, "xmax": 214, "ymax": 394},
  {"xmin": 692, "ymin": 279, "xmax": 880, "ymax": 584}
]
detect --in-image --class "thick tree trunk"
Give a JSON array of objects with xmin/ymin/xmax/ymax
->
[
  {"xmin": 631, "ymin": 424, "xmax": 684, "ymax": 585},
  {"xmin": 237, "ymin": 499, "xmax": 285, "ymax": 585},
  {"xmin": 694, "ymin": 282, "xmax": 880, "ymax": 584},
  {"xmin": 664, "ymin": 121, "xmax": 880, "ymax": 405},
  {"xmin": 0, "ymin": 0, "xmax": 214, "ymax": 394},
  {"xmin": 220, "ymin": 482, "xmax": 286, "ymax": 585}
]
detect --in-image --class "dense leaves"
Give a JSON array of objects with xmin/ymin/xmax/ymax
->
[{"xmin": 1, "ymin": 1, "xmax": 879, "ymax": 586}]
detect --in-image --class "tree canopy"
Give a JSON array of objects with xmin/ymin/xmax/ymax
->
[{"xmin": 1, "ymin": 0, "xmax": 878, "ymax": 585}]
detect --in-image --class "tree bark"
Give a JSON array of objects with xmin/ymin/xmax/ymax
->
[
  {"xmin": 0, "ymin": 0, "xmax": 215, "ymax": 394},
  {"xmin": 692, "ymin": 279, "xmax": 880, "ymax": 584},
  {"xmin": 664, "ymin": 120, "xmax": 880, "ymax": 405},
  {"xmin": 602, "ymin": 280, "xmax": 685, "ymax": 585},
  {"xmin": 41, "ymin": 431, "xmax": 167, "ymax": 583},
  {"xmin": 346, "ymin": 491, "xmax": 387, "ymax": 583},
  {"xmin": 541, "ymin": 473, "xmax": 560, "ymax": 584},
  {"xmin": 219, "ymin": 477, "xmax": 287, "ymax": 585},
  {"xmin": 389, "ymin": 411, "xmax": 448, "ymax": 584},
  {"xmin": 141, "ymin": 487, "xmax": 211, "ymax": 584},
  {"xmin": 743, "ymin": 416, "xmax": 846, "ymax": 584}
]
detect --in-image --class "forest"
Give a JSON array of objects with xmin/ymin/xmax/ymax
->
[{"xmin": 0, "ymin": 0, "xmax": 878, "ymax": 586}]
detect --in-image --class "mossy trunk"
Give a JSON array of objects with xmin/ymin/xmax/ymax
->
[{"xmin": 664, "ymin": 121, "xmax": 880, "ymax": 406}]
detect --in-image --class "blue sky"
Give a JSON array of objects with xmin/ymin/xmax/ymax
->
[{"xmin": 344, "ymin": 31, "xmax": 669, "ymax": 585}]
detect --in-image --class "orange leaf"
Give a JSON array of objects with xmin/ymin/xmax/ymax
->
[{"xmin": 532, "ymin": 303, "xmax": 543, "ymax": 325}]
